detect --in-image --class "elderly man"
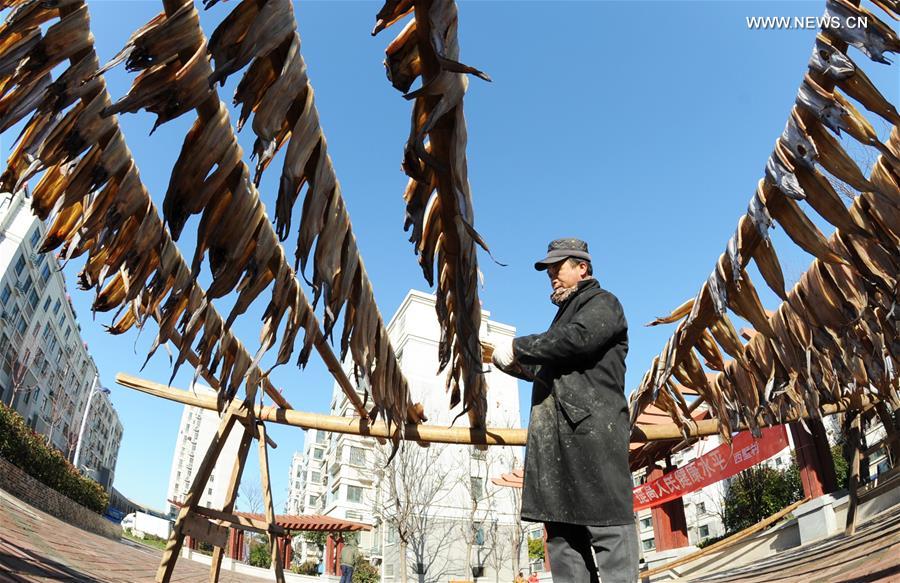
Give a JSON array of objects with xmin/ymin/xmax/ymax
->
[{"xmin": 493, "ymin": 238, "xmax": 638, "ymax": 583}]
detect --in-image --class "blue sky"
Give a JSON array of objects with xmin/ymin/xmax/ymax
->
[{"xmin": 8, "ymin": 1, "xmax": 896, "ymax": 512}]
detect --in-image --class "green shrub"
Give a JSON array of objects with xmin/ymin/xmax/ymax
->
[
  {"xmin": 292, "ymin": 560, "xmax": 320, "ymax": 575},
  {"xmin": 723, "ymin": 463, "xmax": 802, "ymax": 534},
  {"xmin": 352, "ymin": 554, "xmax": 379, "ymax": 583},
  {"xmin": 0, "ymin": 402, "xmax": 108, "ymax": 513},
  {"xmin": 527, "ymin": 538, "xmax": 544, "ymax": 561},
  {"xmin": 196, "ymin": 541, "xmax": 214, "ymax": 555},
  {"xmin": 832, "ymin": 444, "xmax": 849, "ymax": 489},
  {"xmin": 248, "ymin": 539, "xmax": 272, "ymax": 568}
]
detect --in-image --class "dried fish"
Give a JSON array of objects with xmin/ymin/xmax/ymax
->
[
  {"xmin": 751, "ymin": 237, "xmax": 788, "ymax": 301},
  {"xmin": 824, "ymin": 0, "xmax": 900, "ymax": 64},
  {"xmin": 758, "ymin": 180, "xmax": 848, "ymax": 265},
  {"xmin": 646, "ymin": 297, "xmax": 695, "ymax": 327},
  {"xmin": 208, "ymin": 0, "xmax": 294, "ymax": 86}
]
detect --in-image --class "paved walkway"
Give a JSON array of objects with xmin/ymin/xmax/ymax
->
[
  {"xmin": 686, "ymin": 503, "xmax": 900, "ymax": 583},
  {"xmin": 0, "ymin": 488, "xmax": 268, "ymax": 582}
]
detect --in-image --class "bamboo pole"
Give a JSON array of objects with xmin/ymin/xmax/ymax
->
[
  {"xmin": 208, "ymin": 429, "xmax": 253, "ymax": 582},
  {"xmin": 256, "ymin": 421, "xmax": 285, "ymax": 582},
  {"xmin": 157, "ymin": 401, "xmax": 247, "ymax": 581},
  {"xmin": 117, "ymin": 372, "xmax": 880, "ymax": 446},
  {"xmin": 642, "ymin": 497, "xmax": 810, "ymax": 579}
]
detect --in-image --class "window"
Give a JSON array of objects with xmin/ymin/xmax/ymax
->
[
  {"xmin": 39, "ymin": 263, "xmax": 50, "ymax": 284},
  {"xmin": 470, "ymin": 477, "xmax": 484, "ymax": 500},
  {"xmin": 347, "ymin": 485, "xmax": 363, "ymax": 503},
  {"xmin": 639, "ymin": 517, "xmax": 652, "ymax": 530},
  {"xmin": 52, "ymin": 299, "xmax": 61, "ymax": 315},
  {"xmin": 42, "ymin": 297, "xmax": 51, "ymax": 311},
  {"xmin": 29, "ymin": 228, "xmax": 41, "ymax": 248},
  {"xmin": 315, "ymin": 431, "xmax": 327, "ymax": 444},
  {"xmin": 349, "ymin": 446, "xmax": 365, "ymax": 466},
  {"xmin": 310, "ymin": 471, "xmax": 321, "ymax": 483},
  {"xmin": 641, "ymin": 538, "xmax": 655, "ymax": 552},
  {"xmin": 15, "ymin": 316, "xmax": 26, "ymax": 335},
  {"xmin": 308, "ymin": 494, "xmax": 318, "ymax": 506},
  {"xmin": 28, "ymin": 289, "xmax": 38, "ymax": 309},
  {"xmin": 313, "ymin": 447, "xmax": 324, "ymax": 460},
  {"xmin": 14, "ymin": 255, "xmax": 25, "ymax": 276},
  {"xmin": 1, "ymin": 285, "xmax": 10, "ymax": 304},
  {"xmin": 64, "ymin": 326, "xmax": 71, "ymax": 340},
  {"xmin": 385, "ymin": 564, "xmax": 395, "ymax": 577},
  {"xmin": 386, "ymin": 529, "xmax": 397, "ymax": 544},
  {"xmin": 474, "ymin": 523, "xmax": 485, "ymax": 546},
  {"xmin": 20, "ymin": 276, "xmax": 32, "ymax": 295},
  {"xmin": 699, "ymin": 525, "xmax": 710, "ymax": 539},
  {"xmin": 697, "ymin": 502, "xmax": 706, "ymax": 515}
]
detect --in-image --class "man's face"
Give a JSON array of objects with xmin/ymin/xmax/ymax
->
[{"xmin": 547, "ymin": 259, "xmax": 587, "ymax": 291}]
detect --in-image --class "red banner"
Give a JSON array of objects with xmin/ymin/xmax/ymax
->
[{"xmin": 633, "ymin": 425, "xmax": 789, "ymax": 510}]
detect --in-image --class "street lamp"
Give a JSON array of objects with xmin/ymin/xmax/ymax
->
[{"xmin": 73, "ymin": 374, "xmax": 110, "ymax": 470}]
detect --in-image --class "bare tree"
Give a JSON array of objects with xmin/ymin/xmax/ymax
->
[
  {"xmin": 65, "ymin": 425, "xmax": 80, "ymax": 461},
  {"xmin": 1, "ymin": 339, "xmax": 38, "ymax": 409},
  {"xmin": 459, "ymin": 446, "xmax": 505, "ymax": 583},
  {"xmin": 484, "ymin": 519, "xmax": 512, "ymax": 583},
  {"xmin": 501, "ymin": 450, "xmax": 527, "ymax": 578},
  {"xmin": 369, "ymin": 442, "xmax": 456, "ymax": 583},
  {"xmin": 239, "ymin": 483, "xmax": 264, "ymax": 514}
]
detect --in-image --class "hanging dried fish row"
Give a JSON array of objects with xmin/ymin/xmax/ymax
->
[
  {"xmin": 97, "ymin": 0, "xmax": 422, "ymax": 428},
  {"xmin": 0, "ymin": 0, "xmax": 293, "ymax": 409},
  {"xmin": 630, "ymin": 0, "xmax": 900, "ymax": 445},
  {"xmin": 197, "ymin": 0, "xmax": 421, "ymax": 428},
  {"xmin": 373, "ymin": 0, "xmax": 493, "ymax": 428}
]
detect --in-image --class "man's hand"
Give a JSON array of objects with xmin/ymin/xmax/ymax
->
[{"xmin": 491, "ymin": 336, "xmax": 516, "ymax": 369}]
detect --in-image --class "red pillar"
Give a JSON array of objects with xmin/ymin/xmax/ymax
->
[
  {"xmin": 647, "ymin": 467, "xmax": 689, "ymax": 551},
  {"xmin": 325, "ymin": 533, "xmax": 336, "ymax": 575},
  {"xmin": 335, "ymin": 536, "xmax": 345, "ymax": 573},
  {"xmin": 227, "ymin": 528, "xmax": 239, "ymax": 560},
  {"xmin": 282, "ymin": 536, "xmax": 293, "ymax": 570},
  {"xmin": 236, "ymin": 530, "xmax": 245, "ymax": 561},
  {"xmin": 790, "ymin": 419, "xmax": 838, "ymax": 499}
]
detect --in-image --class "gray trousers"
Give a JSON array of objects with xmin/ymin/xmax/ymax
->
[{"xmin": 545, "ymin": 522, "xmax": 639, "ymax": 583}]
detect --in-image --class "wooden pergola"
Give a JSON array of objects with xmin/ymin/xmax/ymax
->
[{"xmin": 183, "ymin": 512, "xmax": 370, "ymax": 574}]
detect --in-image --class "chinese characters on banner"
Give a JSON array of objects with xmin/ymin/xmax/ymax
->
[{"xmin": 633, "ymin": 425, "xmax": 790, "ymax": 511}]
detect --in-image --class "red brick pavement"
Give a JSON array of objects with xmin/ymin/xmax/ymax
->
[{"xmin": 0, "ymin": 489, "xmax": 269, "ymax": 582}]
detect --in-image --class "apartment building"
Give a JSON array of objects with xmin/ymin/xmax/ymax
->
[
  {"xmin": 165, "ymin": 383, "xmax": 243, "ymax": 517},
  {"xmin": 284, "ymin": 431, "xmax": 329, "ymax": 565},
  {"xmin": 288, "ymin": 290, "xmax": 527, "ymax": 581},
  {"xmin": 0, "ymin": 189, "xmax": 122, "ymax": 489}
]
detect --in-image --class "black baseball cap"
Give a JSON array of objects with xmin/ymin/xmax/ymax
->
[{"xmin": 534, "ymin": 238, "xmax": 592, "ymax": 271}]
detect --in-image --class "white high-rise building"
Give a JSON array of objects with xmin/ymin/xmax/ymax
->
[
  {"xmin": 284, "ymin": 429, "xmax": 330, "ymax": 565},
  {"xmin": 0, "ymin": 189, "xmax": 122, "ymax": 489},
  {"xmin": 287, "ymin": 290, "xmax": 527, "ymax": 580},
  {"xmin": 166, "ymin": 383, "xmax": 243, "ymax": 517}
]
